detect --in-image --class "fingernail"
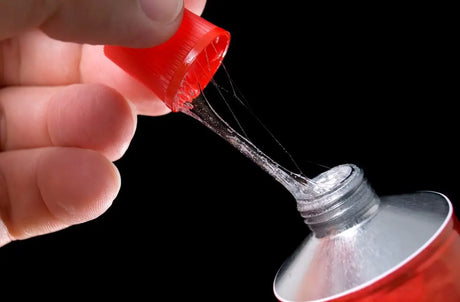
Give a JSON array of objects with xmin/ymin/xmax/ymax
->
[{"xmin": 140, "ymin": 0, "xmax": 183, "ymax": 23}]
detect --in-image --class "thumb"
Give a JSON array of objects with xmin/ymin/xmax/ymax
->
[{"xmin": 0, "ymin": 0, "xmax": 184, "ymax": 48}]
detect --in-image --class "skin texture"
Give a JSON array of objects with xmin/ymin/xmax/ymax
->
[{"xmin": 0, "ymin": 0, "xmax": 207, "ymax": 247}]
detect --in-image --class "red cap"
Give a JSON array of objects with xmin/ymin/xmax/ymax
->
[{"xmin": 104, "ymin": 9, "xmax": 231, "ymax": 112}]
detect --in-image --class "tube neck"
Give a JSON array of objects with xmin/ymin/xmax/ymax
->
[{"xmin": 297, "ymin": 164, "xmax": 380, "ymax": 238}]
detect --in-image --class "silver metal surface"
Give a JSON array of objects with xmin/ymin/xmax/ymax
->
[{"xmin": 273, "ymin": 164, "xmax": 452, "ymax": 302}]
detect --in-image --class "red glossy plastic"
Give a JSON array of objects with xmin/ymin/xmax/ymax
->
[
  {"xmin": 332, "ymin": 215, "xmax": 460, "ymax": 302},
  {"xmin": 104, "ymin": 9, "xmax": 230, "ymax": 112}
]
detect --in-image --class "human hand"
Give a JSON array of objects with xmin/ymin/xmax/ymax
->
[{"xmin": 0, "ymin": 0, "xmax": 207, "ymax": 247}]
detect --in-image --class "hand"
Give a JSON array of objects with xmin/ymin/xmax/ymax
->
[{"xmin": 0, "ymin": 0, "xmax": 207, "ymax": 247}]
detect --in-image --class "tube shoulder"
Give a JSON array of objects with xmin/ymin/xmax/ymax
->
[{"xmin": 274, "ymin": 191, "xmax": 453, "ymax": 302}]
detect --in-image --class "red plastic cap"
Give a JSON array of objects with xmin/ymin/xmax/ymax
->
[{"xmin": 104, "ymin": 9, "xmax": 230, "ymax": 112}]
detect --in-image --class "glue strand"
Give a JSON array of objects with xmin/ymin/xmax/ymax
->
[{"xmin": 180, "ymin": 94, "xmax": 318, "ymax": 201}]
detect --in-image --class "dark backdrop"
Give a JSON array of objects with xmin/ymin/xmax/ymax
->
[{"xmin": 1, "ymin": 2, "xmax": 457, "ymax": 301}]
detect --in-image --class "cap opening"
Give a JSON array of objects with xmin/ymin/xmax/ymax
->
[{"xmin": 167, "ymin": 28, "xmax": 230, "ymax": 112}]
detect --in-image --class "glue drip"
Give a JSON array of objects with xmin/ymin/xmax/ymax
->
[{"xmin": 179, "ymin": 94, "xmax": 328, "ymax": 202}]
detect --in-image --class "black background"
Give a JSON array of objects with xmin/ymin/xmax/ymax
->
[{"xmin": 1, "ymin": 2, "xmax": 457, "ymax": 301}]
